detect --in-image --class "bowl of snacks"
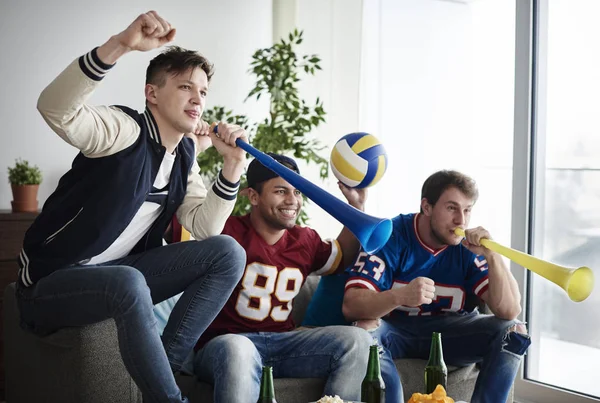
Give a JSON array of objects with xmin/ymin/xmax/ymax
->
[
  {"xmin": 312, "ymin": 396, "xmax": 364, "ymax": 403},
  {"xmin": 408, "ymin": 384, "xmax": 467, "ymax": 403}
]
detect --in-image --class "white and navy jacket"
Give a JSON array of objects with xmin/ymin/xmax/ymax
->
[{"xmin": 18, "ymin": 48, "xmax": 239, "ymax": 288}]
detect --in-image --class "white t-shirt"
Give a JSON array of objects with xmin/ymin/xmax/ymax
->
[{"xmin": 87, "ymin": 152, "xmax": 176, "ymax": 265}]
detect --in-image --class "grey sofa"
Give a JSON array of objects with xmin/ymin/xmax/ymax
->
[
  {"xmin": 4, "ymin": 278, "xmax": 511, "ymax": 403},
  {"xmin": 3, "ymin": 282, "xmax": 142, "ymax": 403}
]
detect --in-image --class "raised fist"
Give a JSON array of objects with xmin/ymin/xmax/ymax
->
[{"xmin": 115, "ymin": 11, "xmax": 176, "ymax": 52}]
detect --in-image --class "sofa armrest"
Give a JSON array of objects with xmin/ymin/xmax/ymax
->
[{"xmin": 3, "ymin": 283, "xmax": 142, "ymax": 403}]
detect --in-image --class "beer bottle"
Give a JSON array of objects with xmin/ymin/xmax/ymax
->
[
  {"xmin": 424, "ymin": 332, "xmax": 448, "ymax": 394},
  {"xmin": 361, "ymin": 345, "xmax": 385, "ymax": 403},
  {"xmin": 257, "ymin": 366, "xmax": 277, "ymax": 403}
]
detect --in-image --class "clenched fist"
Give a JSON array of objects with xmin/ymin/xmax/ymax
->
[
  {"xmin": 115, "ymin": 11, "xmax": 176, "ymax": 52},
  {"xmin": 398, "ymin": 277, "xmax": 436, "ymax": 307}
]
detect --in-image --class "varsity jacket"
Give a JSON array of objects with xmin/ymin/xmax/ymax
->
[{"xmin": 17, "ymin": 48, "xmax": 239, "ymax": 288}]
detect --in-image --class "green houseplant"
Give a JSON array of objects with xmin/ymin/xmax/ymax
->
[
  {"xmin": 199, "ymin": 30, "xmax": 328, "ymax": 224},
  {"xmin": 8, "ymin": 159, "xmax": 42, "ymax": 212}
]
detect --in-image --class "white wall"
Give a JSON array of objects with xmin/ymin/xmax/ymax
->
[
  {"xmin": 0, "ymin": 0, "xmax": 272, "ymax": 209},
  {"xmin": 293, "ymin": 0, "xmax": 364, "ymax": 239}
]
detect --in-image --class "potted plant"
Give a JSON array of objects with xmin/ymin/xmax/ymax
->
[
  {"xmin": 8, "ymin": 159, "xmax": 42, "ymax": 213},
  {"xmin": 200, "ymin": 30, "xmax": 327, "ymax": 224}
]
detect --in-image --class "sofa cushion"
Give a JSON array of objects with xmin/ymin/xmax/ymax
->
[
  {"xmin": 291, "ymin": 275, "xmax": 321, "ymax": 325},
  {"xmin": 396, "ymin": 359, "xmax": 479, "ymax": 402}
]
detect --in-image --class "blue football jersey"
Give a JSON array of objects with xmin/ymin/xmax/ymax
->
[{"xmin": 346, "ymin": 213, "xmax": 489, "ymax": 316}]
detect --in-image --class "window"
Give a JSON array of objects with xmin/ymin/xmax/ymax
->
[{"xmin": 518, "ymin": 0, "xmax": 600, "ymax": 400}]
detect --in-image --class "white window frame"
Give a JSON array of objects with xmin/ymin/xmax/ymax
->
[{"xmin": 513, "ymin": 1, "xmax": 600, "ymax": 402}]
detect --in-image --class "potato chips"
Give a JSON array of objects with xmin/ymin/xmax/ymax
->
[
  {"xmin": 315, "ymin": 395, "xmax": 344, "ymax": 403},
  {"xmin": 408, "ymin": 384, "xmax": 455, "ymax": 403}
]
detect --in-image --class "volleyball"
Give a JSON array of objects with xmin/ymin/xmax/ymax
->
[{"xmin": 330, "ymin": 132, "xmax": 388, "ymax": 188}]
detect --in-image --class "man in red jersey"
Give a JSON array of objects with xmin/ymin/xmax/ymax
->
[{"xmin": 191, "ymin": 153, "xmax": 373, "ymax": 403}]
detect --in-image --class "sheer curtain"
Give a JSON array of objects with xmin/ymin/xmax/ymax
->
[{"xmin": 358, "ymin": 0, "xmax": 516, "ymax": 244}]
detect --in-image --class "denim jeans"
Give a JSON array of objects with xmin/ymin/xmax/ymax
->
[
  {"xmin": 192, "ymin": 326, "xmax": 373, "ymax": 403},
  {"xmin": 370, "ymin": 312, "xmax": 531, "ymax": 403},
  {"xmin": 16, "ymin": 235, "xmax": 246, "ymax": 403}
]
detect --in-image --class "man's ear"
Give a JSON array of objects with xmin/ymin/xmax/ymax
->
[
  {"xmin": 421, "ymin": 198, "xmax": 433, "ymax": 216},
  {"xmin": 247, "ymin": 188, "xmax": 260, "ymax": 206},
  {"xmin": 145, "ymin": 83, "xmax": 158, "ymax": 105}
]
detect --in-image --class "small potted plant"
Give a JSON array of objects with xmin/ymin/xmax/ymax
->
[{"xmin": 8, "ymin": 159, "xmax": 42, "ymax": 213}]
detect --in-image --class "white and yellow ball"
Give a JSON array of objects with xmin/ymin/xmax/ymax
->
[{"xmin": 330, "ymin": 132, "xmax": 387, "ymax": 188}]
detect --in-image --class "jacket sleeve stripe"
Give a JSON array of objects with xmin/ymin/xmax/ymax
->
[
  {"xmin": 212, "ymin": 171, "xmax": 240, "ymax": 200},
  {"xmin": 18, "ymin": 249, "xmax": 33, "ymax": 287},
  {"xmin": 78, "ymin": 48, "xmax": 114, "ymax": 81}
]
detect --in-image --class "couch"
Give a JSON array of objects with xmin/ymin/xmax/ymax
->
[{"xmin": 4, "ymin": 278, "xmax": 512, "ymax": 403}]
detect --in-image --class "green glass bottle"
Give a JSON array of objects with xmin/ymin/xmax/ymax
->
[
  {"xmin": 361, "ymin": 345, "xmax": 386, "ymax": 403},
  {"xmin": 257, "ymin": 366, "xmax": 277, "ymax": 403},
  {"xmin": 424, "ymin": 332, "xmax": 448, "ymax": 394}
]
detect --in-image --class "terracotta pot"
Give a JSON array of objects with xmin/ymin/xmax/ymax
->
[{"xmin": 11, "ymin": 184, "xmax": 39, "ymax": 213}]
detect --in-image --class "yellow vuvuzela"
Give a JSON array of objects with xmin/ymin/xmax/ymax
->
[{"xmin": 454, "ymin": 228, "xmax": 594, "ymax": 302}]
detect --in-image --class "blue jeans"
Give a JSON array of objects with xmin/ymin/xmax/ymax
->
[
  {"xmin": 16, "ymin": 236, "xmax": 246, "ymax": 403},
  {"xmin": 192, "ymin": 326, "xmax": 373, "ymax": 403},
  {"xmin": 371, "ymin": 312, "xmax": 531, "ymax": 403}
]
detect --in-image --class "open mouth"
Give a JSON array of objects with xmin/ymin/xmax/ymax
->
[{"xmin": 279, "ymin": 208, "xmax": 297, "ymax": 219}]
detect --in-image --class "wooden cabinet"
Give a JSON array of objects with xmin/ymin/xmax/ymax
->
[{"xmin": 0, "ymin": 210, "xmax": 37, "ymax": 399}]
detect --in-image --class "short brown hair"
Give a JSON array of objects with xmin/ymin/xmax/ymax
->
[
  {"xmin": 421, "ymin": 170, "xmax": 479, "ymax": 209},
  {"xmin": 146, "ymin": 46, "xmax": 214, "ymax": 87}
]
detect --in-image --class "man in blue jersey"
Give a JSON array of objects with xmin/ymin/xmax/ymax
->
[{"xmin": 305, "ymin": 170, "xmax": 530, "ymax": 403}]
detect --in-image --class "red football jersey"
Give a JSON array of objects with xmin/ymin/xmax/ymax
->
[{"xmin": 195, "ymin": 214, "xmax": 341, "ymax": 349}]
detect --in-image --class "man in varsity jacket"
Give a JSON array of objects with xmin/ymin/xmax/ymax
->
[{"xmin": 15, "ymin": 11, "xmax": 246, "ymax": 403}]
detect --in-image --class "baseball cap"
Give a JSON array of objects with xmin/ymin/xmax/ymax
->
[{"xmin": 246, "ymin": 153, "xmax": 300, "ymax": 189}]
